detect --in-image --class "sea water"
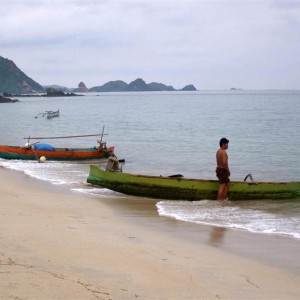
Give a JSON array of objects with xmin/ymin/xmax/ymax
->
[{"xmin": 0, "ymin": 91, "xmax": 299, "ymax": 239}]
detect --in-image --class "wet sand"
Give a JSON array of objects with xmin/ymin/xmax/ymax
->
[{"xmin": 1, "ymin": 167, "xmax": 300, "ymax": 299}]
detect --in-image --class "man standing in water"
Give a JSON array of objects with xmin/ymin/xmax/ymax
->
[{"xmin": 216, "ymin": 138, "xmax": 230, "ymax": 201}]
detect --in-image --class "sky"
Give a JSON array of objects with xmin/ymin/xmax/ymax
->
[{"xmin": 0, "ymin": 0, "xmax": 300, "ymax": 90}]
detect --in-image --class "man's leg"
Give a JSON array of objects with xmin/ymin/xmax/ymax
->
[
  {"xmin": 217, "ymin": 184, "xmax": 226, "ymax": 200},
  {"xmin": 223, "ymin": 183, "xmax": 230, "ymax": 200}
]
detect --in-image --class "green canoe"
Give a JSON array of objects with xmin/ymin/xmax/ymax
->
[{"xmin": 87, "ymin": 165, "xmax": 300, "ymax": 201}]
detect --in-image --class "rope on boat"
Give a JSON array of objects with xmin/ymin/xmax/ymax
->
[{"xmin": 244, "ymin": 173, "xmax": 256, "ymax": 183}]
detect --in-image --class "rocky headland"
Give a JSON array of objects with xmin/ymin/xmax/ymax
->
[
  {"xmin": 0, "ymin": 56, "xmax": 44, "ymax": 94},
  {"xmin": 0, "ymin": 95, "xmax": 19, "ymax": 103}
]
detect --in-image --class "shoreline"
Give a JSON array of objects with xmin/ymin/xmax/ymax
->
[
  {"xmin": 105, "ymin": 195, "xmax": 300, "ymax": 275},
  {"xmin": 1, "ymin": 166, "xmax": 300, "ymax": 299}
]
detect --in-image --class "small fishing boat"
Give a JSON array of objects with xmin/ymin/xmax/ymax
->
[
  {"xmin": 87, "ymin": 164, "xmax": 300, "ymax": 201},
  {"xmin": 46, "ymin": 110, "xmax": 59, "ymax": 118},
  {"xmin": 0, "ymin": 127, "xmax": 115, "ymax": 162},
  {"xmin": 35, "ymin": 110, "xmax": 60, "ymax": 119},
  {"xmin": 0, "ymin": 144, "xmax": 114, "ymax": 162}
]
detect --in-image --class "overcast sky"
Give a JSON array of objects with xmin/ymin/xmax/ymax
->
[{"xmin": 1, "ymin": 0, "xmax": 300, "ymax": 90}]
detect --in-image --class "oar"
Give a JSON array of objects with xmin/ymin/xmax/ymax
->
[
  {"xmin": 30, "ymin": 147, "xmax": 41, "ymax": 162},
  {"xmin": 21, "ymin": 142, "xmax": 42, "ymax": 162},
  {"xmin": 24, "ymin": 133, "xmax": 108, "ymax": 140}
]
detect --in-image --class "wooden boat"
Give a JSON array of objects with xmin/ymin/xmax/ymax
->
[
  {"xmin": 87, "ymin": 165, "xmax": 300, "ymax": 201},
  {"xmin": 0, "ymin": 128, "xmax": 114, "ymax": 162},
  {"xmin": 0, "ymin": 144, "xmax": 114, "ymax": 161}
]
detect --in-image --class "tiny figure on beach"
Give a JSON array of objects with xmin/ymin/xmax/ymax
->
[{"xmin": 216, "ymin": 138, "xmax": 230, "ymax": 201}]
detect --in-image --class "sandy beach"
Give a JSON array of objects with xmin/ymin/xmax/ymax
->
[{"xmin": 1, "ymin": 167, "xmax": 300, "ymax": 299}]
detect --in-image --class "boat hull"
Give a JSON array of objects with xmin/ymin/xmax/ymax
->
[
  {"xmin": 0, "ymin": 145, "xmax": 114, "ymax": 161},
  {"xmin": 87, "ymin": 165, "xmax": 300, "ymax": 201}
]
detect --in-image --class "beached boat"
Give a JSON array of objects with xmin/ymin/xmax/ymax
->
[
  {"xmin": 87, "ymin": 165, "xmax": 300, "ymax": 201},
  {"xmin": 0, "ymin": 128, "xmax": 115, "ymax": 162}
]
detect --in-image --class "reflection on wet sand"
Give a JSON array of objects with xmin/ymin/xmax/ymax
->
[{"xmin": 209, "ymin": 226, "xmax": 226, "ymax": 247}]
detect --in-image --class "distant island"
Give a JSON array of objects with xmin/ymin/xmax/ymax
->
[
  {"xmin": 50, "ymin": 78, "xmax": 197, "ymax": 93},
  {"xmin": 0, "ymin": 55, "xmax": 197, "ymax": 94},
  {"xmin": 87, "ymin": 78, "xmax": 197, "ymax": 92}
]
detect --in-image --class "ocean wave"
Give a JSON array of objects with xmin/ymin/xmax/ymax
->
[{"xmin": 156, "ymin": 200, "xmax": 300, "ymax": 240}]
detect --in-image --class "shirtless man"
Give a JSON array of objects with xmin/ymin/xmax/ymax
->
[{"xmin": 216, "ymin": 138, "xmax": 230, "ymax": 201}]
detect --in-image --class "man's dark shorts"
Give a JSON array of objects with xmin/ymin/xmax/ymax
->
[{"xmin": 216, "ymin": 167, "xmax": 230, "ymax": 184}]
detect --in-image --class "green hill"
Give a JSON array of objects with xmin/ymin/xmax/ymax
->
[
  {"xmin": 148, "ymin": 81, "xmax": 175, "ymax": 91},
  {"xmin": 89, "ymin": 80, "xmax": 128, "ymax": 92},
  {"xmin": 0, "ymin": 56, "xmax": 44, "ymax": 94}
]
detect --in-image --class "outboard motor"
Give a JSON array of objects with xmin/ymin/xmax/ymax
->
[
  {"xmin": 24, "ymin": 143, "xmax": 32, "ymax": 149},
  {"xmin": 106, "ymin": 156, "xmax": 121, "ymax": 172}
]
